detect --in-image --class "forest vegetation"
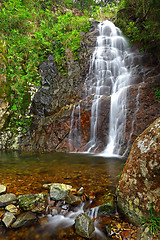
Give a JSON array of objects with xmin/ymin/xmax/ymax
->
[{"xmin": 0, "ymin": 0, "xmax": 160, "ymax": 132}]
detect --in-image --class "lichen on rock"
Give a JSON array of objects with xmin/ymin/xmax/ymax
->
[{"xmin": 117, "ymin": 117, "xmax": 160, "ymax": 225}]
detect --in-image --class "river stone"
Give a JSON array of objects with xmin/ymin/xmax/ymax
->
[
  {"xmin": 98, "ymin": 196, "xmax": 114, "ymax": 217},
  {"xmin": 77, "ymin": 187, "xmax": 84, "ymax": 195},
  {"xmin": 0, "ymin": 185, "xmax": 7, "ymax": 195},
  {"xmin": 0, "ymin": 193, "xmax": 17, "ymax": 207},
  {"xmin": 117, "ymin": 117, "xmax": 160, "ymax": 225},
  {"xmin": 18, "ymin": 193, "xmax": 48, "ymax": 213},
  {"xmin": 65, "ymin": 194, "xmax": 81, "ymax": 205},
  {"xmin": 2, "ymin": 212, "xmax": 16, "ymax": 228},
  {"xmin": 50, "ymin": 183, "xmax": 72, "ymax": 200},
  {"xmin": 97, "ymin": 203, "xmax": 114, "ymax": 217},
  {"xmin": 5, "ymin": 204, "xmax": 19, "ymax": 216},
  {"xmin": 75, "ymin": 213, "xmax": 95, "ymax": 239},
  {"xmin": 11, "ymin": 211, "xmax": 37, "ymax": 228}
]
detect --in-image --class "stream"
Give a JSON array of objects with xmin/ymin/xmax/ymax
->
[{"xmin": 0, "ymin": 151, "xmax": 133, "ymax": 240}]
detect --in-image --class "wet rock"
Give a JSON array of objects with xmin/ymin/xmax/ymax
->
[
  {"xmin": 75, "ymin": 213, "xmax": 95, "ymax": 239},
  {"xmin": 50, "ymin": 183, "xmax": 72, "ymax": 201},
  {"xmin": 65, "ymin": 195, "xmax": 81, "ymax": 205},
  {"xmin": 97, "ymin": 203, "xmax": 114, "ymax": 217},
  {"xmin": 2, "ymin": 212, "xmax": 16, "ymax": 228},
  {"xmin": 5, "ymin": 204, "xmax": 19, "ymax": 216},
  {"xmin": 117, "ymin": 117, "xmax": 160, "ymax": 225},
  {"xmin": 18, "ymin": 193, "xmax": 48, "ymax": 213},
  {"xmin": 105, "ymin": 223, "xmax": 112, "ymax": 236},
  {"xmin": 11, "ymin": 211, "xmax": 37, "ymax": 228},
  {"xmin": 98, "ymin": 195, "xmax": 114, "ymax": 216},
  {"xmin": 77, "ymin": 187, "xmax": 84, "ymax": 195},
  {"xmin": 0, "ymin": 193, "xmax": 17, "ymax": 207},
  {"xmin": 0, "ymin": 185, "xmax": 6, "ymax": 195},
  {"xmin": 42, "ymin": 183, "xmax": 54, "ymax": 189},
  {"xmin": 50, "ymin": 207, "xmax": 61, "ymax": 216}
]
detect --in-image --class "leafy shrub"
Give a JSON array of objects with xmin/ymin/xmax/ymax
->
[{"xmin": 115, "ymin": 0, "xmax": 160, "ymax": 58}]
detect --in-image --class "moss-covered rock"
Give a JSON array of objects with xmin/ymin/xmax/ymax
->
[{"xmin": 117, "ymin": 117, "xmax": 160, "ymax": 225}]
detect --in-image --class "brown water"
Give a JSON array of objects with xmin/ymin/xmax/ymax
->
[{"xmin": 0, "ymin": 151, "xmax": 130, "ymax": 240}]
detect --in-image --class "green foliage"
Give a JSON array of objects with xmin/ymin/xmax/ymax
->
[
  {"xmin": 115, "ymin": 0, "xmax": 160, "ymax": 58},
  {"xmin": 0, "ymin": 0, "xmax": 91, "ymax": 132},
  {"xmin": 53, "ymin": 12, "xmax": 91, "ymax": 67},
  {"xmin": 89, "ymin": 2, "xmax": 118, "ymax": 21},
  {"xmin": 141, "ymin": 203, "xmax": 160, "ymax": 238},
  {"xmin": 155, "ymin": 89, "xmax": 160, "ymax": 103}
]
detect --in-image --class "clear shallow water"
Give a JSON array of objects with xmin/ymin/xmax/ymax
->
[{"xmin": 0, "ymin": 151, "xmax": 126, "ymax": 240}]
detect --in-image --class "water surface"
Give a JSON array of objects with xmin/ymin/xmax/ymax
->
[{"xmin": 0, "ymin": 151, "xmax": 126, "ymax": 240}]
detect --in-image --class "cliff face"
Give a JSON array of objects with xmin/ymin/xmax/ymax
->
[
  {"xmin": 19, "ymin": 21, "xmax": 99, "ymax": 152},
  {"xmin": 117, "ymin": 117, "xmax": 160, "ymax": 225},
  {"xmin": 1, "ymin": 21, "xmax": 160, "ymax": 153}
]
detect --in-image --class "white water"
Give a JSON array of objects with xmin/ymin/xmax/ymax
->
[
  {"xmin": 46, "ymin": 202, "xmax": 106, "ymax": 238},
  {"xmin": 69, "ymin": 20, "xmax": 132, "ymax": 156}
]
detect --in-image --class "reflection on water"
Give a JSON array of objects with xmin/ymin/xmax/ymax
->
[{"xmin": 0, "ymin": 151, "xmax": 125, "ymax": 240}]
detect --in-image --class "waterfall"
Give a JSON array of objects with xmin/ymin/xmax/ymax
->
[{"xmin": 69, "ymin": 20, "xmax": 132, "ymax": 156}]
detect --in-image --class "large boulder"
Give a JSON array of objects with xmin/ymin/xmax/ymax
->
[{"xmin": 117, "ymin": 117, "xmax": 160, "ymax": 225}]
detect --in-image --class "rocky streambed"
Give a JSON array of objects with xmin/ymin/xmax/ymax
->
[
  {"xmin": 0, "ymin": 183, "xmax": 138, "ymax": 240},
  {"xmin": 0, "ymin": 181, "xmax": 159, "ymax": 240}
]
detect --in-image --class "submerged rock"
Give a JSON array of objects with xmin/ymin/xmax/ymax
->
[
  {"xmin": 75, "ymin": 213, "xmax": 95, "ymax": 239},
  {"xmin": 11, "ymin": 211, "xmax": 37, "ymax": 228},
  {"xmin": 50, "ymin": 183, "xmax": 72, "ymax": 200},
  {"xmin": 0, "ymin": 193, "xmax": 17, "ymax": 207},
  {"xmin": 117, "ymin": 117, "xmax": 160, "ymax": 225}
]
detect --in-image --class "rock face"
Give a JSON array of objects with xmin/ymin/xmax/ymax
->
[
  {"xmin": 19, "ymin": 21, "xmax": 99, "ymax": 152},
  {"xmin": 19, "ymin": 23, "xmax": 160, "ymax": 154},
  {"xmin": 117, "ymin": 117, "xmax": 160, "ymax": 225},
  {"xmin": 1, "ymin": 20, "xmax": 159, "ymax": 154}
]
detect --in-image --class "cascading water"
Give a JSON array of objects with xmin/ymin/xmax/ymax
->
[{"xmin": 69, "ymin": 20, "xmax": 132, "ymax": 156}]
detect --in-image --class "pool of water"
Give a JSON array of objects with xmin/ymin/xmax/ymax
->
[{"xmin": 0, "ymin": 151, "xmax": 127, "ymax": 240}]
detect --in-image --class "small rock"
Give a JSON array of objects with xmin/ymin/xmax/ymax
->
[
  {"xmin": 65, "ymin": 195, "xmax": 81, "ymax": 206},
  {"xmin": 0, "ymin": 185, "xmax": 7, "ymax": 195},
  {"xmin": 42, "ymin": 183, "xmax": 54, "ymax": 189},
  {"xmin": 51, "ymin": 207, "xmax": 61, "ymax": 216},
  {"xmin": 106, "ymin": 223, "xmax": 112, "ymax": 236},
  {"xmin": 50, "ymin": 183, "xmax": 72, "ymax": 201},
  {"xmin": 2, "ymin": 212, "xmax": 16, "ymax": 228},
  {"xmin": 5, "ymin": 204, "xmax": 19, "ymax": 216},
  {"xmin": 77, "ymin": 187, "xmax": 84, "ymax": 195},
  {"xmin": 0, "ymin": 193, "xmax": 17, "ymax": 207},
  {"xmin": 75, "ymin": 213, "xmax": 95, "ymax": 239},
  {"xmin": 11, "ymin": 211, "xmax": 37, "ymax": 228},
  {"xmin": 97, "ymin": 203, "xmax": 114, "ymax": 217}
]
